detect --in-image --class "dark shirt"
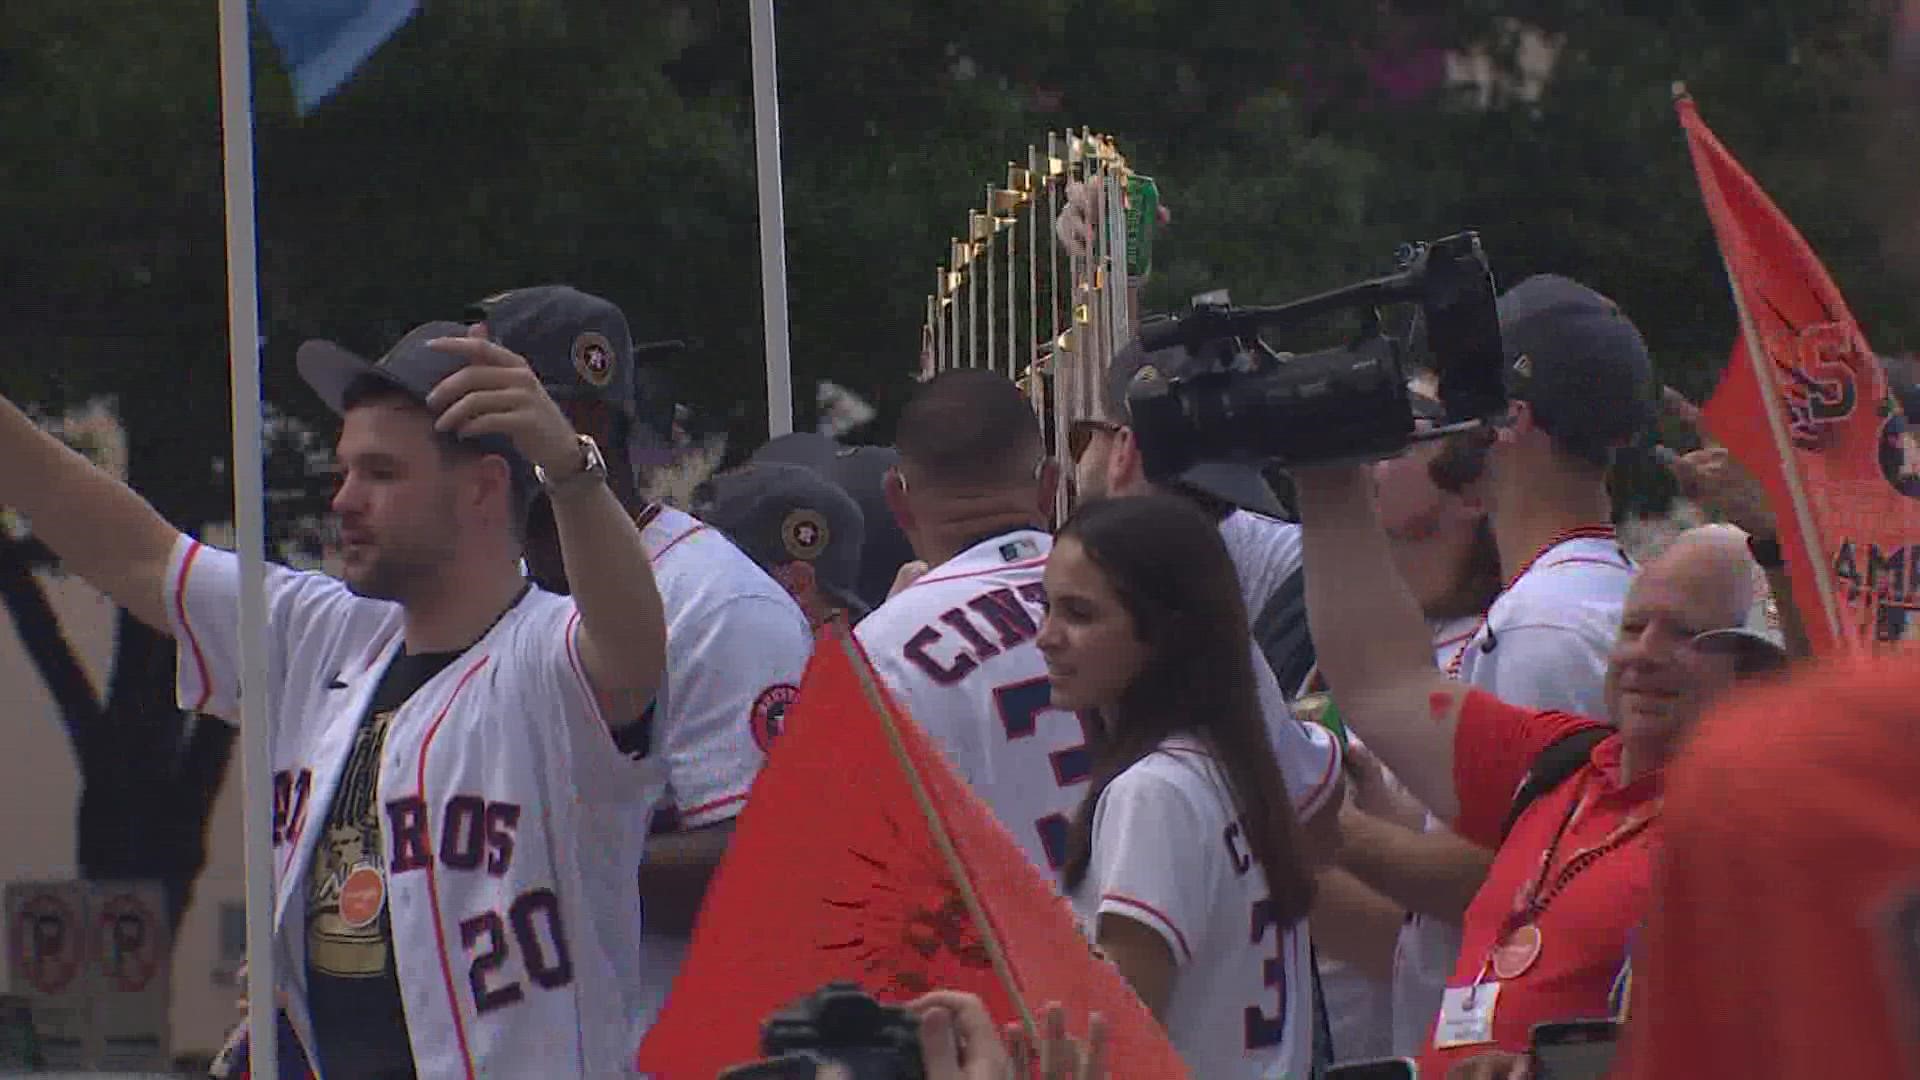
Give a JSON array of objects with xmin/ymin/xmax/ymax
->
[{"xmin": 304, "ymin": 650, "xmax": 461, "ymax": 1080}]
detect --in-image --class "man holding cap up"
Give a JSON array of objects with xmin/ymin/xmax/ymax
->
[
  {"xmin": 692, "ymin": 461, "xmax": 870, "ymax": 627},
  {"xmin": 0, "ymin": 315, "xmax": 669, "ymax": 1078}
]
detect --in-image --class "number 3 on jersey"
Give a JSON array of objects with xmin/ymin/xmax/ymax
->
[
  {"xmin": 1244, "ymin": 897, "xmax": 1288, "ymax": 1049},
  {"xmin": 993, "ymin": 678, "xmax": 1089, "ymax": 870}
]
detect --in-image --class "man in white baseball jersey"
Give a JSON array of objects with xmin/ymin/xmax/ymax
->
[
  {"xmin": 1458, "ymin": 274, "xmax": 1650, "ymax": 713},
  {"xmin": 0, "ymin": 317, "xmax": 668, "ymax": 1078},
  {"xmin": 465, "ymin": 287, "xmax": 813, "ymax": 1037},
  {"xmin": 853, "ymin": 370, "xmax": 1077, "ymax": 876}
]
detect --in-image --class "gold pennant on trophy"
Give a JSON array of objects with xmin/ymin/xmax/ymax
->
[{"xmin": 921, "ymin": 128, "xmax": 1143, "ymax": 519}]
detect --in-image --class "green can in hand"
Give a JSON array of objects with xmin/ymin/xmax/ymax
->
[{"xmin": 1124, "ymin": 173, "xmax": 1160, "ymax": 280}]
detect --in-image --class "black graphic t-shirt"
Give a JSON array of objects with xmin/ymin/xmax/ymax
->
[{"xmin": 305, "ymin": 650, "xmax": 461, "ymax": 1080}]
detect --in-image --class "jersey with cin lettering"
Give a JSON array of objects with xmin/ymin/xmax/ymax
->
[
  {"xmin": 629, "ymin": 506, "xmax": 812, "ymax": 1037},
  {"xmin": 853, "ymin": 530, "xmax": 1072, "ymax": 875},
  {"xmin": 1071, "ymin": 737, "xmax": 1313, "ymax": 1080},
  {"xmin": 166, "ymin": 538, "xmax": 663, "ymax": 1080}
]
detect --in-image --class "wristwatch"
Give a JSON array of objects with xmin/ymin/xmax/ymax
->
[
  {"xmin": 535, "ymin": 434, "xmax": 608, "ymax": 490},
  {"xmin": 1747, "ymin": 532, "xmax": 1783, "ymax": 570}
]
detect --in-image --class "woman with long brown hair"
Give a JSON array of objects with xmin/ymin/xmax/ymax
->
[{"xmin": 1038, "ymin": 493, "xmax": 1318, "ymax": 1079}]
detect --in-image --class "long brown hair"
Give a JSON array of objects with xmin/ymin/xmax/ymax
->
[{"xmin": 1056, "ymin": 494, "xmax": 1316, "ymax": 925}]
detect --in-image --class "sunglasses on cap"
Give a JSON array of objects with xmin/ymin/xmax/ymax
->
[{"xmin": 1067, "ymin": 419, "xmax": 1123, "ymax": 464}]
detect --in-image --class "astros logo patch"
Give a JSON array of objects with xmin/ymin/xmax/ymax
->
[
  {"xmin": 572, "ymin": 331, "xmax": 616, "ymax": 388},
  {"xmin": 749, "ymin": 683, "xmax": 800, "ymax": 752},
  {"xmin": 782, "ymin": 508, "xmax": 829, "ymax": 561}
]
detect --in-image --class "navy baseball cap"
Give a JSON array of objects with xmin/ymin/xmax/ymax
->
[
  {"xmin": 296, "ymin": 320, "xmax": 534, "ymax": 482},
  {"xmin": 752, "ymin": 433, "xmax": 916, "ymax": 612},
  {"xmin": 1497, "ymin": 275, "xmax": 1656, "ymax": 463},
  {"xmin": 1104, "ymin": 336, "xmax": 1289, "ymax": 519},
  {"xmin": 466, "ymin": 285, "xmax": 638, "ymax": 420},
  {"xmin": 693, "ymin": 462, "xmax": 869, "ymax": 618}
]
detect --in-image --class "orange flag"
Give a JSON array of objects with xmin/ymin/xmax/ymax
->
[
  {"xmin": 1678, "ymin": 90, "xmax": 1920, "ymax": 651},
  {"xmin": 635, "ymin": 625, "xmax": 1186, "ymax": 1079}
]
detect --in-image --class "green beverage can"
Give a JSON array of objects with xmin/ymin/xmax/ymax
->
[
  {"xmin": 1123, "ymin": 173, "xmax": 1160, "ymax": 280},
  {"xmin": 1292, "ymin": 691, "xmax": 1348, "ymax": 743}
]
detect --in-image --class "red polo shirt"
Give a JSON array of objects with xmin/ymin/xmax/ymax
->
[{"xmin": 1418, "ymin": 689, "xmax": 1658, "ymax": 1075}]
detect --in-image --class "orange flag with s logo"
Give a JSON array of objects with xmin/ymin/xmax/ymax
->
[
  {"xmin": 635, "ymin": 624, "xmax": 1186, "ymax": 1079},
  {"xmin": 1678, "ymin": 90, "xmax": 1920, "ymax": 651}
]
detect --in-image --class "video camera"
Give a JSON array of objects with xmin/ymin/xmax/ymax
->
[
  {"xmin": 1125, "ymin": 231, "xmax": 1507, "ymax": 475},
  {"xmin": 717, "ymin": 982, "xmax": 926, "ymax": 1080}
]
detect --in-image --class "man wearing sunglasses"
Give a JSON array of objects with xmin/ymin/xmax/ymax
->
[{"xmin": 1074, "ymin": 337, "xmax": 1311, "ymax": 692}]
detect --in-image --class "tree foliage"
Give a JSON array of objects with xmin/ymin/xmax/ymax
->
[{"xmin": 0, "ymin": 0, "xmax": 1909, "ymax": 914}]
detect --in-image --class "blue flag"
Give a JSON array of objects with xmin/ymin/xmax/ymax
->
[{"xmin": 256, "ymin": 0, "xmax": 420, "ymax": 113}]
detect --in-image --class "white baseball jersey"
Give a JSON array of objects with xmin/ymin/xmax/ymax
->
[
  {"xmin": 1454, "ymin": 534, "xmax": 1633, "ymax": 717},
  {"xmin": 854, "ymin": 529, "xmax": 1342, "ymax": 880},
  {"xmin": 630, "ymin": 505, "xmax": 813, "ymax": 1031},
  {"xmin": 167, "ymin": 537, "xmax": 661, "ymax": 1080},
  {"xmin": 853, "ymin": 530, "xmax": 1076, "ymax": 875},
  {"xmin": 1218, "ymin": 508, "xmax": 1304, "ymax": 618},
  {"xmin": 1071, "ymin": 736, "xmax": 1314, "ymax": 1079}
]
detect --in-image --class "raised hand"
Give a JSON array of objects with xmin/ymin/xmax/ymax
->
[
  {"xmin": 1003, "ymin": 1002, "xmax": 1108, "ymax": 1080},
  {"xmin": 1657, "ymin": 386, "xmax": 1777, "ymax": 539},
  {"xmin": 424, "ymin": 326, "xmax": 582, "ymax": 477}
]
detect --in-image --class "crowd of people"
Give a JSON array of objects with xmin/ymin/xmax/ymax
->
[{"xmin": 2, "ymin": 180, "xmax": 1916, "ymax": 1080}]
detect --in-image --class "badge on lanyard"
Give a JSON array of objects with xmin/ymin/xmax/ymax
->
[{"xmin": 1434, "ymin": 981, "xmax": 1502, "ymax": 1048}]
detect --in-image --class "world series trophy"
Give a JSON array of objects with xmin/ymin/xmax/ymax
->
[{"xmin": 920, "ymin": 128, "xmax": 1159, "ymax": 523}]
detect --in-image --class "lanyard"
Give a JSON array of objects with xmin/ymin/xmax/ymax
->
[
  {"xmin": 1469, "ymin": 774, "xmax": 1658, "ymax": 991},
  {"xmin": 1447, "ymin": 524, "xmax": 1622, "ymax": 677}
]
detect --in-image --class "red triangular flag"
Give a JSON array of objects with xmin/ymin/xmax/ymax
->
[
  {"xmin": 635, "ymin": 625, "xmax": 1186, "ymax": 1079},
  {"xmin": 1678, "ymin": 91, "xmax": 1919, "ymax": 651}
]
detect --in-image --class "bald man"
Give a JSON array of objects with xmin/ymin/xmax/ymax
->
[{"xmin": 1289, "ymin": 459, "xmax": 1786, "ymax": 1075}]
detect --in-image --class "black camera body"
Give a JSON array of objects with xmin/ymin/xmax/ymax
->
[
  {"xmin": 1126, "ymin": 231, "xmax": 1506, "ymax": 475},
  {"xmin": 719, "ymin": 982, "xmax": 926, "ymax": 1080}
]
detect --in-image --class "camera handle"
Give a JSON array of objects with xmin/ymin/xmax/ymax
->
[{"xmin": 1138, "ymin": 268, "xmax": 1431, "ymax": 355}]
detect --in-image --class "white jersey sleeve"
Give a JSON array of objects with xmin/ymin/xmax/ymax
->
[
  {"xmin": 1082, "ymin": 765, "xmax": 1211, "ymax": 960},
  {"xmin": 163, "ymin": 536, "xmax": 392, "ymax": 723},
  {"xmin": 1254, "ymin": 645, "xmax": 1342, "ymax": 820},
  {"xmin": 656, "ymin": 592, "xmax": 811, "ymax": 827}
]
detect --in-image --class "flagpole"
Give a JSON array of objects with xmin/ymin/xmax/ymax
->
[
  {"xmin": 216, "ymin": 0, "xmax": 280, "ymax": 1072},
  {"xmin": 1719, "ymin": 253, "xmax": 1846, "ymax": 643},
  {"xmin": 749, "ymin": 0, "xmax": 794, "ymax": 438}
]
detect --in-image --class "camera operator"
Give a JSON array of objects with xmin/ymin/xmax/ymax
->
[{"xmin": 1305, "ymin": 372, "xmax": 1504, "ymax": 1063}]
